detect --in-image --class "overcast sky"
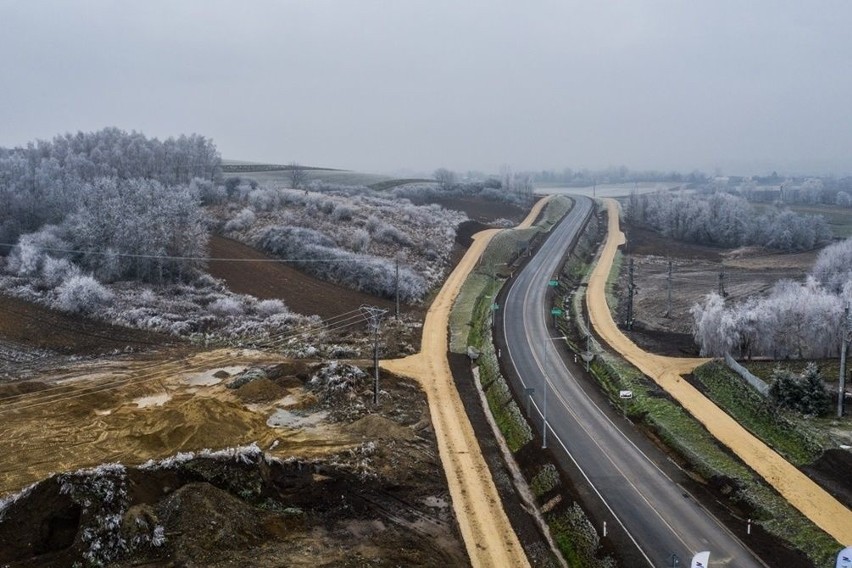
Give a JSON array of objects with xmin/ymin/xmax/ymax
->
[{"xmin": 1, "ymin": 1, "xmax": 850, "ymax": 176}]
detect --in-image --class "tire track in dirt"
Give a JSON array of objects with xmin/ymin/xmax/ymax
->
[
  {"xmin": 381, "ymin": 198, "xmax": 549, "ymax": 568},
  {"xmin": 587, "ymin": 198, "xmax": 852, "ymax": 546}
]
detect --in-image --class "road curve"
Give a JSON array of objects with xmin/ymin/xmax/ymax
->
[
  {"xmin": 381, "ymin": 197, "xmax": 550, "ymax": 568},
  {"xmin": 588, "ymin": 198, "xmax": 852, "ymax": 546},
  {"xmin": 502, "ymin": 195, "xmax": 765, "ymax": 567}
]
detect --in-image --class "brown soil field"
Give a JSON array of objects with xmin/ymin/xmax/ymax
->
[
  {"xmin": 0, "ymin": 294, "xmax": 171, "ymax": 356},
  {"xmin": 207, "ymin": 235, "xmax": 402, "ymax": 320}
]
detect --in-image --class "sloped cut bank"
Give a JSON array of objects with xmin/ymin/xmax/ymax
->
[{"xmin": 0, "ymin": 443, "xmax": 467, "ymax": 568}]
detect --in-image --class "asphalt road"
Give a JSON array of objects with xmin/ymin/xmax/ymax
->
[{"xmin": 500, "ymin": 195, "xmax": 765, "ymax": 567}]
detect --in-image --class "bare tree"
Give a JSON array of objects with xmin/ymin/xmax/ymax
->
[
  {"xmin": 288, "ymin": 162, "xmax": 307, "ymax": 189},
  {"xmin": 433, "ymin": 168, "xmax": 456, "ymax": 189}
]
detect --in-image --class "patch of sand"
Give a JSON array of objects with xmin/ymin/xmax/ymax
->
[{"xmin": 587, "ymin": 198, "xmax": 852, "ymax": 545}]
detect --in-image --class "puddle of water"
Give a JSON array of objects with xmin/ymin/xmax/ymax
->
[
  {"xmin": 267, "ymin": 408, "xmax": 327, "ymax": 429},
  {"xmin": 133, "ymin": 392, "xmax": 171, "ymax": 408},
  {"xmin": 185, "ymin": 366, "xmax": 245, "ymax": 387}
]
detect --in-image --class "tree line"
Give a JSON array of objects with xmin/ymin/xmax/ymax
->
[
  {"xmin": 1, "ymin": 128, "xmax": 219, "ymax": 283},
  {"xmin": 627, "ymin": 190, "xmax": 831, "ymax": 251}
]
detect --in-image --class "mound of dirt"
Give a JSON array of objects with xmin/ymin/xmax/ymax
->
[
  {"xmin": 158, "ymin": 482, "xmax": 270, "ymax": 558},
  {"xmin": 236, "ymin": 377, "xmax": 285, "ymax": 403},
  {"xmin": 348, "ymin": 414, "xmax": 416, "ymax": 442}
]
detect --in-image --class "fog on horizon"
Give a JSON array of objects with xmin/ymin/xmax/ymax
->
[{"xmin": 1, "ymin": 1, "xmax": 850, "ymax": 177}]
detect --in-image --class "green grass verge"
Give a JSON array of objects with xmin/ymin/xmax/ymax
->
[
  {"xmin": 692, "ymin": 362, "xmax": 827, "ymax": 465},
  {"xmin": 579, "ymin": 341, "xmax": 840, "ymax": 566},
  {"xmin": 547, "ymin": 504, "xmax": 616, "ymax": 568}
]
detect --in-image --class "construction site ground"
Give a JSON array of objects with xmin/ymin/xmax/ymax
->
[{"xmin": 0, "ymin": 195, "xmax": 531, "ymax": 566}]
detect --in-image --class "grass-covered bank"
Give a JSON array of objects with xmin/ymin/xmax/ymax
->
[{"xmin": 450, "ymin": 196, "xmax": 615, "ymax": 568}]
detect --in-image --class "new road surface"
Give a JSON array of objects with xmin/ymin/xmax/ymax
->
[{"xmin": 500, "ymin": 195, "xmax": 765, "ymax": 567}]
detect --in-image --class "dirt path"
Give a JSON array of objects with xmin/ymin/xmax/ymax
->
[
  {"xmin": 381, "ymin": 198, "xmax": 549, "ymax": 568},
  {"xmin": 587, "ymin": 198, "xmax": 852, "ymax": 545}
]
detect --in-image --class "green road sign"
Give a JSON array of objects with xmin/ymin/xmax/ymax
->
[
  {"xmin": 491, "ymin": 303, "xmax": 499, "ymax": 311},
  {"xmin": 548, "ymin": 279, "xmax": 559, "ymax": 287},
  {"xmin": 550, "ymin": 308, "xmax": 563, "ymax": 316}
]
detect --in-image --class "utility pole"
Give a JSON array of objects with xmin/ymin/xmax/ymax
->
[
  {"xmin": 394, "ymin": 256, "xmax": 400, "ymax": 320},
  {"xmin": 665, "ymin": 258, "xmax": 673, "ymax": 318},
  {"xmin": 626, "ymin": 257, "xmax": 636, "ymax": 330},
  {"xmin": 840, "ymin": 304, "xmax": 850, "ymax": 418},
  {"xmin": 718, "ymin": 270, "xmax": 727, "ymax": 298},
  {"xmin": 361, "ymin": 305, "xmax": 387, "ymax": 405}
]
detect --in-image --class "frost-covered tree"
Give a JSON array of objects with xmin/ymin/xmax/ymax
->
[
  {"xmin": 0, "ymin": 128, "xmax": 220, "ymax": 245},
  {"xmin": 813, "ymin": 237, "xmax": 852, "ymax": 294},
  {"xmin": 56, "ymin": 274, "xmax": 114, "ymax": 314},
  {"xmin": 433, "ymin": 168, "xmax": 456, "ymax": 189},
  {"xmin": 627, "ymin": 190, "xmax": 831, "ymax": 251}
]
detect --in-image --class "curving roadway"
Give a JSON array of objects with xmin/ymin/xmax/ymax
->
[{"xmin": 500, "ymin": 195, "xmax": 765, "ymax": 567}]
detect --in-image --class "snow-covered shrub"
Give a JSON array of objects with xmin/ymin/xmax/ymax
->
[
  {"xmin": 55, "ymin": 274, "xmax": 114, "ymax": 314},
  {"xmin": 208, "ymin": 297, "xmax": 245, "ymax": 317},
  {"xmin": 309, "ymin": 361, "xmax": 367, "ymax": 399},
  {"xmin": 6, "ymin": 225, "xmax": 69, "ymax": 277},
  {"xmin": 331, "ymin": 203, "xmax": 354, "ymax": 221},
  {"xmin": 373, "ymin": 223, "xmax": 413, "ymax": 247},
  {"xmin": 40, "ymin": 256, "xmax": 81, "ymax": 289},
  {"xmin": 256, "ymin": 298, "xmax": 288, "ymax": 317},
  {"xmin": 348, "ymin": 229, "xmax": 371, "ymax": 253},
  {"xmin": 224, "ymin": 207, "xmax": 256, "ymax": 232}
]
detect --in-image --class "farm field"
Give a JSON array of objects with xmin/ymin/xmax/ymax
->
[{"xmin": 614, "ymin": 221, "xmax": 818, "ymax": 355}]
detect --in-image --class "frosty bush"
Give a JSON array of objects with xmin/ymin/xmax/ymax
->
[
  {"xmin": 55, "ymin": 275, "xmax": 114, "ymax": 314},
  {"xmin": 6, "ymin": 225, "xmax": 69, "ymax": 277},
  {"xmin": 330, "ymin": 203, "xmax": 354, "ymax": 221},
  {"xmin": 224, "ymin": 207, "xmax": 256, "ymax": 232},
  {"xmin": 41, "ymin": 256, "xmax": 81, "ymax": 289},
  {"xmin": 256, "ymin": 298, "xmax": 288, "ymax": 317},
  {"xmin": 347, "ymin": 229, "xmax": 371, "ymax": 253},
  {"xmin": 208, "ymin": 297, "xmax": 245, "ymax": 317}
]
